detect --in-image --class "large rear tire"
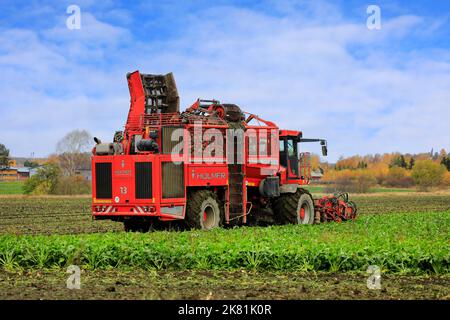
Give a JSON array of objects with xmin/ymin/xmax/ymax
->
[
  {"xmin": 185, "ymin": 190, "xmax": 223, "ymax": 230},
  {"xmin": 273, "ymin": 189, "xmax": 315, "ymax": 225}
]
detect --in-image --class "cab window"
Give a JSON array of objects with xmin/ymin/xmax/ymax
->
[{"xmin": 287, "ymin": 139, "xmax": 295, "ymax": 157}]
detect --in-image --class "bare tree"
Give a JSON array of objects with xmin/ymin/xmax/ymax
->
[
  {"xmin": 57, "ymin": 130, "xmax": 92, "ymax": 154},
  {"xmin": 56, "ymin": 130, "xmax": 92, "ymax": 176}
]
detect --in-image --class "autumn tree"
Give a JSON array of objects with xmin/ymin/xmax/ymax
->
[
  {"xmin": 323, "ymin": 169, "xmax": 376, "ymax": 193},
  {"xmin": 24, "ymin": 160, "xmax": 39, "ymax": 168},
  {"xmin": 411, "ymin": 160, "xmax": 446, "ymax": 191},
  {"xmin": 370, "ymin": 162, "xmax": 389, "ymax": 185},
  {"xmin": 309, "ymin": 153, "xmax": 321, "ymax": 171},
  {"xmin": 442, "ymin": 171, "xmax": 450, "ymax": 187},
  {"xmin": 440, "ymin": 155, "xmax": 450, "ymax": 171},
  {"xmin": 0, "ymin": 143, "xmax": 10, "ymax": 167},
  {"xmin": 385, "ymin": 166, "xmax": 413, "ymax": 187}
]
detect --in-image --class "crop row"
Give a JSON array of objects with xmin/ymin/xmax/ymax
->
[
  {"xmin": 0, "ymin": 212, "xmax": 448, "ymax": 274},
  {"xmin": 0, "ymin": 197, "xmax": 122, "ymax": 235},
  {"xmin": 349, "ymin": 195, "xmax": 450, "ymax": 215},
  {"xmin": 1, "ymin": 195, "xmax": 450, "ymax": 235}
]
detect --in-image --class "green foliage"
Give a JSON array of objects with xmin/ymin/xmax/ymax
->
[
  {"xmin": 441, "ymin": 155, "xmax": 450, "ymax": 171},
  {"xmin": 55, "ymin": 175, "xmax": 91, "ymax": 195},
  {"xmin": 0, "ymin": 212, "xmax": 448, "ymax": 275},
  {"xmin": 23, "ymin": 163, "xmax": 61, "ymax": 195},
  {"xmin": 0, "ymin": 143, "xmax": 9, "ymax": 167},
  {"xmin": 408, "ymin": 158, "xmax": 415, "ymax": 170},
  {"xmin": 390, "ymin": 155, "xmax": 407, "ymax": 169},
  {"xmin": 23, "ymin": 160, "xmax": 39, "ymax": 168},
  {"xmin": 0, "ymin": 181, "xmax": 24, "ymax": 195},
  {"xmin": 411, "ymin": 160, "xmax": 446, "ymax": 191},
  {"xmin": 22, "ymin": 164, "xmax": 90, "ymax": 195}
]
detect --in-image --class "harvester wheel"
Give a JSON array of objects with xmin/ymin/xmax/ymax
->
[
  {"xmin": 185, "ymin": 190, "xmax": 223, "ymax": 230},
  {"xmin": 123, "ymin": 219, "xmax": 151, "ymax": 232},
  {"xmin": 273, "ymin": 189, "xmax": 315, "ymax": 225}
]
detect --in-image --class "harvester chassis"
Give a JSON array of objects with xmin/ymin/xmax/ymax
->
[{"xmin": 91, "ymin": 71, "xmax": 357, "ymax": 231}]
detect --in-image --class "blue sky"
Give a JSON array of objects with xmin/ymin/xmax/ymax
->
[{"xmin": 1, "ymin": 0, "xmax": 449, "ymax": 161}]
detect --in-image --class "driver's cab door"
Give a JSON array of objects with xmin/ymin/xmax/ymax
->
[{"xmin": 279, "ymin": 136, "xmax": 299, "ymax": 180}]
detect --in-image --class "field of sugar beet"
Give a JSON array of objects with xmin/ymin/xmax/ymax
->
[{"xmin": 0, "ymin": 193, "xmax": 449, "ymax": 300}]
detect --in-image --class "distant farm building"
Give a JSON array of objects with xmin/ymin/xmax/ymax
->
[
  {"xmin": 0, "ymin": 167, "xmax": 38, "ymax": 181},
  {"xmin": 311, "ymin": 169, "xmax": 324, "ymax": 181}
]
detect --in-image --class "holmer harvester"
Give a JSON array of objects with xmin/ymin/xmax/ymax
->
[{"xmin": 91, "ymin": 71, "xmax": 357, "ymax": 231}]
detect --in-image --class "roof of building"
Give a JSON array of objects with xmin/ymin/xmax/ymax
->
[
  {"xmin": 311, "ymin": 170, "xmax": 324, "ymax": 178},
  {"xmin": 0, "ymin": 166, "xmax": 41, "ymax": 173}
]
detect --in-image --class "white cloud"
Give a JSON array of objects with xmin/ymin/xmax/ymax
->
[{"xmin": 0, "ymin": 2, "xmax": 449, "ymax": 162}]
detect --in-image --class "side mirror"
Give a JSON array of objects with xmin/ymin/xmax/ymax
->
[{"xmin": 320, "ymin": 140, "xmax": 328, "ymax": 156}]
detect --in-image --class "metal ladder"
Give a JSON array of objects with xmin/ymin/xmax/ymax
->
[{"xmin": 228, "ymin": 163, "xmax": 245, "ymax": 219}]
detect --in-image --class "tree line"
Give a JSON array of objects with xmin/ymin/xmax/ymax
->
[{"xmin": 318, "ymin": 149, "xmax": 450, "ymax": 192}]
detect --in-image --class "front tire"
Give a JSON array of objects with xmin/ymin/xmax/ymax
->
[
  {"xmin": 273, "ymin": 189, "xmax": 315, "ymax": 225},
  {"xmin": 185, "ymin": 190, "xmax": 223, "ymax": 230}
]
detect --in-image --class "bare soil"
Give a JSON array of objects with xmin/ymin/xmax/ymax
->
[
  {"xmin": 0, "ymin": 270, "xmax": 448, "ymax": 300},
  {"xmin": 1, "ymin": 194, "xmax": 450, "ymax": 235}
]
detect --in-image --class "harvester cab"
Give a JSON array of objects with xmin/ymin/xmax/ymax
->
[{"xmin": 278, "ymin": 130, "xmax": 327, "ymax": 182}]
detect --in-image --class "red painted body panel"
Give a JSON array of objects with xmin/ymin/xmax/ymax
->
[
  {"xmin": 92, "ymin": 121, "xmax": 312, "ymax": 222},
  {"xmin": 187, "ymin": 164, "xmax": 228, "ymax": 186},
  {"xmin": 279, "ymin": 130, "xmax": 301, "ymax": 138},
  {"xmin": 92, "ymin": 154, "xmax": 186, "ymax": 220}
]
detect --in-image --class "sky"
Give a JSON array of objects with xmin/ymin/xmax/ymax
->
[{"xmin": 0, "ymin": 0, "xmax": 449, "ymax": 162}]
